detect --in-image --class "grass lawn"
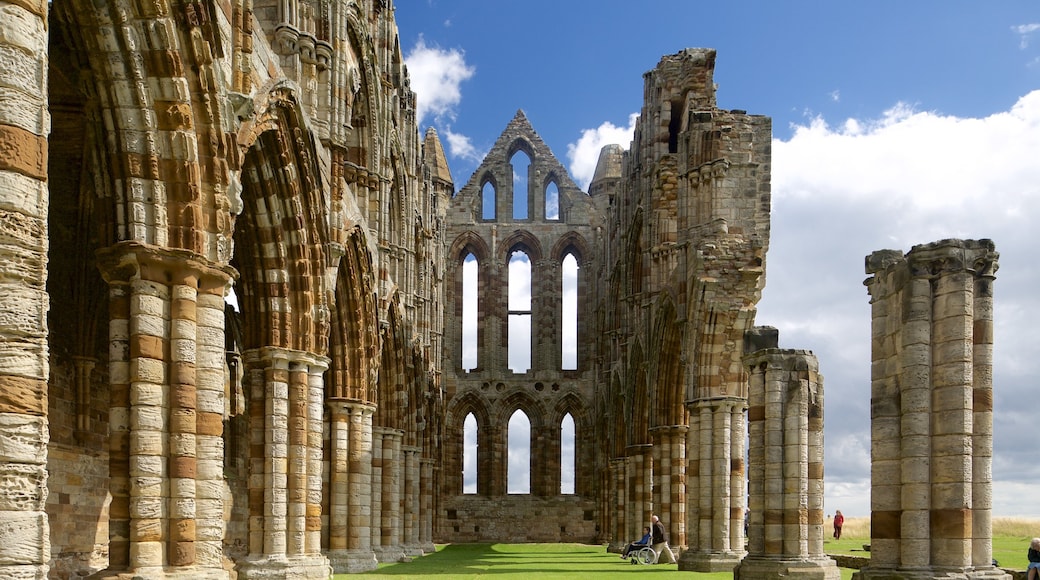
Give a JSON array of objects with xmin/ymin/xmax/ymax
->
[{"xmin": 346, "ymin": 543, "xmax": 857, "ymax": 579}]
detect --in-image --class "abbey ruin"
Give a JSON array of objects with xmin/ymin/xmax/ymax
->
[{"xmin": 0, "ymin": 0, "xmax": 1008, "ymax": 578}]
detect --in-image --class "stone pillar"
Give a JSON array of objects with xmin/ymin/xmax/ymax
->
[
  {"xmin": 608, "ymin": 458, "xmax": 627, "ymax": 552},
  {"xmin": 855, "ymin": 239, "xmax": 1007, "ymax": 580},
  {"xmin": 329, "ymin": 402, "xmax": 377, "ymax": 573},
  {"xmin": 327, "ymin": 403, "xmax": 351, "ymax": 553},
  {"xmin": 419, "ymin": 457, "xmax": 436, "ymax": 553},
  {"xmin": 0, "ymin": 2, "xmax": 49, "ymax": 576},
  {"xmin": 95, "ymin": 247, "xmax": 233, "ymax": 579},
  {"xmin": 402, "ymin": 446, "xmax": 423, "ymax": 556},
  {"xmin": 238, "ymin": 347, "xmax": 330, "ymax": 579},
  {"xmin": 680, "ymin": 398, "xmax": 747, "ymax": 572},
  {"xmin": 370, "ymin": 428, "xmax": 383, "ymax": 552},
  {"xmin": 375, "ymin": 428, "xmax": 405, "ymax": 562},
  {"xmin": 651, "ymin": 424, "xmax": 688, "ymax": 549},
  {"xmin": 736, "ymin": 346, "xmax": 839, "ymax": 579}
]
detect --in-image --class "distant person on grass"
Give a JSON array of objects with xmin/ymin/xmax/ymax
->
[
  {"xmin": 1027, "ymin": 537, "xmax": 1040, "ymax": 580},
  {"xmin": 620, "ymin": 526, "xmax": 651, "ymax": 559},
  {"xmin": 833, "ymin": 510, "xmax": 844, "ymax": 540},
  {"xmin": 651, "ymin": 514, "xmax": 677, "ymax": 564}
]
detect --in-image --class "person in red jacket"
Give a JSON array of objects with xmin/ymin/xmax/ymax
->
[{"xmin": 833, "ymin": 510, "xmax": 844, "ymax": 540}]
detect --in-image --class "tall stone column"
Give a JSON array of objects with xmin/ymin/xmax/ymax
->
[
  {"xmin": 96, "ymin": 246, "xmax": 233, "ymax": 579},
  {"xmin": 370, "ymin": 428, "xmax": 384, "ymax": 552},
  {"xmin": 624, "ymin": 445, "xmax": 652, "ymax": 544},
  {"xmin": 326, "ymin": 403, "xmax": 351, "ymax": 554},
  {"xmin": 855, "ymin": 239, "xmax": 1007, "ymax": 580},
  {"xmin": 736, "ymin": 343, "xmax": 838, "ymax": 579},
  {"xmin": 680, "ymin": 398, "xmax": 747, "ymax": 572},
  {"xmin": 329, "ymin": 402, "xmax": 377, "ymax": 572},
  {"xmin": 238, "ymin": 347, "xmax": 330, "ymax": 579},
  {"xmin": 376, "ymin": 428, "xmax": 405, "ymax": 562},
  {"xmin": 651, "ymin": 424, "xmax": 688, "ymax": 549},
  {"xmin": 607, "ymin": 458, "xmax": 627, "ymax": 552},
  {"xmin": 0, "ymin": 0, "xmax": 50, "ymax": 576},
  {"xmin": 419, "ymin": 457, "xmax": 436, "ymax": 552},
  {"xmin": 402, "ymin": 446, "xmax": 423, "ymax": 556}
]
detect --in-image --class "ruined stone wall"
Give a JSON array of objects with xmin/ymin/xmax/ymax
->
[{"xmin": 590, "ymin": 49, "xmax": 770, "ymax": 569}]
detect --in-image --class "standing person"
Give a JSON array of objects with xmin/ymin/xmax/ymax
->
[
  {"xmin": 650, "ymin": 514, "xmax": 677, "ymax": 564},
  {"xmin": 1027, "ymin": 537, "xmax": 1040, "ymax": 580},
  {"xmin": 833, "ymin": 510, "xmax": 844, "ymax": 540}
]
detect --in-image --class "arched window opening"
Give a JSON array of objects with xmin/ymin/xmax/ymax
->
[
  {"xmin": 511, "ymin": 150, "xmax": 530, "ymax": 220},
  {"xmin": 462, "ymin": 253, "xmax": 478, "ymax": 371},
  {"xmin": 561, "ymin": 413, "xmax": 575, "ymax": 494},
  {"xmin": 545, "ymin": 181, "xmax": 560, "ymax": 220},
  {"xmin": 482, "ymin": 181, "xmax": 496, "ymax": 220},
  {"xmin": 562, "ymin": 253, "xmax": 578, "ymax": 370},
  {"xmin": 463, "ymin": 413, "xmax": 477, "ymax": 494},
  {"xmin": 508, "ymin": 250, "xmax": 531, "ymax": 373},
  {"xmin": 508, "ymin": 410, "xmax": 531, "ymax": 494}
]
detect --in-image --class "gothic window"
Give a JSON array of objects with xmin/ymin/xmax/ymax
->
[
  {"xmin": 508, "ymin": 250, "xmax": 531, "ymax": 373},
  {"xmin": 511, "ymin": 149, "xmax": 530, "ymax": 220},
  {"xmin": 508, "ymin": 409, "xmax": 531, "ymax": 494},
  {"xmin": 463, "ymin": 412, "xmax": 477, "ymax": 494},
  {"xmin": 561, "ymin": 413, "xmax": 575, "ymax": 494},
  {"xmin": 561, "ymin": 253, "xmax": 578, "ymax": 370},
  {"xmin": 462, "ymin": 253, "xmax": 478, "ymax": 371},
  {"xmin": 482, "ymin": 181, "xmax": 496, "ymax": 220},
  {"xmin": 545, "ymin": 180, "xmax": 560, "ymax": 220}
]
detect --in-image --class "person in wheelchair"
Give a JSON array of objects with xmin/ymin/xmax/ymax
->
[{"xmin": 620, "ymin": 526, "xmax": 652, "ymax": 559}]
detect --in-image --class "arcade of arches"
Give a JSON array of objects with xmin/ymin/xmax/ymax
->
[{"xmin": 0, "ymin": 0, "xmax": 1005, "ymax": 578}]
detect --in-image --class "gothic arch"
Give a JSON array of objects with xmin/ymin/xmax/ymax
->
[
  {"xmin": 650, "ymin": 294, "xmax": 687, "ymax": 426},
  {"xmin": 445, "ymin": 390, "xmax": 494, "ymax": 495},
  {"xmin": 375, "ymin": 299, "xmax": 407, "ymax": 430},
  {"xmin": 499, "ymin": 230, "xmax": 544, "ymax": 263},
  {"xmin": 327, "ymin": 227, "xmax": 379, "ymax": 402},
  {"xmin": 627, "ymin": 340, "xmax": 650, "ymax": 446},
  {"xmin": 506, "ymin": 137, "xmax": 537, "ymax": 163},
  {"xmin": 550, "ymin": 232, "xmax": 591, "ymax": 263},
  {"xmin": 234, "ymin": 85, "xmax": 331, "ymax": 354}
]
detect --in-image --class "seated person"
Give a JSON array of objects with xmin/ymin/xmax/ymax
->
[{"xmin": 621, "ymin": 526, "xmax": 652, "ymax": 559}]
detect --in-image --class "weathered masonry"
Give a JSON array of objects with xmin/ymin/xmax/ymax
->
[{"xmin": 0, "ymin": 0, "xmax": 1009, "ymax": 577}]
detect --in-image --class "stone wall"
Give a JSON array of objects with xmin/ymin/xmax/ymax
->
[{"xmin": 439, "ymin": 496, "xmax": 597, "ymax": 543}]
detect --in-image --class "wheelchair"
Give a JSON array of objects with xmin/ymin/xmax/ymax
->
[{"xmin": 629, "ymin": 545, "xmax": 657, "ymax": 565}]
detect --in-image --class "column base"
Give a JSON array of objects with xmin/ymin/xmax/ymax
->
[
  {"xmin": 327, "ymin": 549, "xmax": 378, "ymax": 574},
  {"xmin": 677, "ymin": 549, "xmax": 745, "ymax": 573},
  {"xmin": 735, "ymin": 555, "xmax": 841, "ymax": 580},
  {"xmin": 421, "ymin": 542, "xmax": 437, "ymax": 554},
  {"xmin": 374, "ymin": 545, "xmax": 408, "ymax": 563},
  {"xmin": 235, "ymin": 554, "xmax": 331, "ymax": 579},
  {"xmin": 86, "ymin": 566, "xmax": 230, "ymax": 580},
  {"xmin": 401, "ymin": 543, "xmax": 426, "ymax": 557},
  {"xmin": 852, "ymin": 566, "xmax": 1011, "ymax": 580}
]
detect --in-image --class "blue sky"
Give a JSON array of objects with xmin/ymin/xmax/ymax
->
[{"xmin": 397, "ymin": 1, "xmax": 1040, "ymax": 519}]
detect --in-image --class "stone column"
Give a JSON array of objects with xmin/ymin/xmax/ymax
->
[
  {"xmin": 680, "ymin": 398, "xmax": 747, "ymax": 572},
  {"xmin": 0, "ymin": 1, "xmax": 49, "ymax": 576},
  {"xmin": 608, "ymin": 458, "xmax": 627, "ymax": 552},
  {"xmin": 329, "ymin": 402, "xmax": 377, "ymax": 573},
  {"xmin": 402, "ymin": 446, "xmax": 423, "ymax": 556},
  {"xmin": 376, "ymin": 428, "xmax": 405, "ymax": 562},
  {"xmin": 736, "ymin": 345, "xmax": 838, "ymax": 580},
  {"xmin": 327, "ymin": 402, "xmax": 351, "ymax": 553},
  {"xmin": 419, "ymin": 457, "xmax": 436, "ymax": 552},
  {"xmin": 370, "ymin": 428, "xmax": 383, "ymax": 553},
  {"xmin": 855, "ymin": 239, "xmax": 1007, "ymax": 580},
  {"xmin": 651, "ymin": 424, "xmax": 688, "ymax": 549},
  {"xmin": 95, "ymin": 247, "xmax": 233, "ymax": 579},
  {"xmin": 237, "ymin": 347, "xmax": 330, "ymax": 579},
  {"xmin": 625, "ymin": 445, "xmax": 652, "ymax": 543}
]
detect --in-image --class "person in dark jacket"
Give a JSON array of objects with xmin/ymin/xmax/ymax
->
[
  {"xmin": 1027, "ymin": 537, "xmax": 1040, "ymax": 580},
  {"xmin": 651, "ymin": 514, "xmax": 676, "ymax": 564}
]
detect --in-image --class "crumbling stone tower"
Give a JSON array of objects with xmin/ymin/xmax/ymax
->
[
  {"xmin": 591, "ymin": 48, "xmax": 771, "ymax": 571},
  {"xmin": 856, "ymin": 239, "xmax": 1007, "ymax": 580},
  {"xmin": 738, "ymin": 327, "xmax": 840, "ymax": 580}
]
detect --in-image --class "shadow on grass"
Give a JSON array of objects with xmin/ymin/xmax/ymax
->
[{"xmin": 349, "ymin": 543, "xmax": 687, "ymax": 578}]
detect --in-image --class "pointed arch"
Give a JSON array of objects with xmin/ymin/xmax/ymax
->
[
  {"xmin": 650, "ymin": 294, "xmax": 688, "ymax": 426},
  {"xmin": 327, "ymin": 227, "xmax": 379, "ymax": 402},
  {"xmin": 627, "ymin": 340, "xmax": 650, "ymax": 446},
  {"xmin": 446, "ymin": 391, "xmax": 494, "ymax": 496}
]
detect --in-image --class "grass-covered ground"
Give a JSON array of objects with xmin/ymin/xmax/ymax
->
[{"xmin": 342, "ymin": 517, "xmax": 1040, "ymax": 579}]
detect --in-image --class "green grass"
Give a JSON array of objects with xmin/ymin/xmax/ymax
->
[
  {"xmin": 344, "ymin": 543, "xmax": 855, "ymax": 579},
  {"xmin": 341, "ymin": 537, "xmax": 1038, "ymax": 578}
]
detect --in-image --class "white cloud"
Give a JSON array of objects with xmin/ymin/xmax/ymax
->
[
  {"xmin": 761, "ymin": 90, "xmax": 1040, "ymax": 517},
  {"xmin": 444, "ymin": 127, "xmax": 484, "ymax": 163},
  {"xmin": 1013, "ymin": 23, "xmax": 1040, "ymax": 49},
  {"xmin": 404, "ymin": 35, "xmax": 475, "ymax": 127},
  {"xmin": 566, "ymin": 113, "xmax": 639, "ymax": 190}
]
